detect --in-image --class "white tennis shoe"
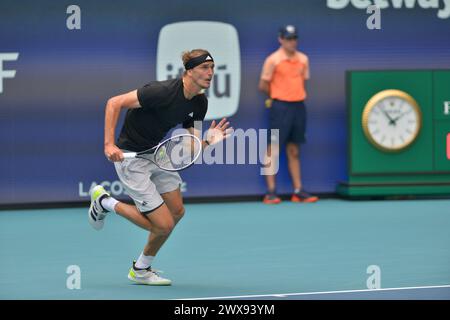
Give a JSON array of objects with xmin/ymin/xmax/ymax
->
[
  {"xmin": 127, "ymin": 261, "xmax": 172, "ymax": 286},
  {"xmin": 88, "ymin": 185, "xmax": 110, "ymax": 230}
]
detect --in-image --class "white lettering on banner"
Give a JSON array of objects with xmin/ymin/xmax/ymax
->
[
  {"xmin": 375, "ymin": 0, "xmax": 390, "ymax": 9},
  {"xmin": 355, "ymin": 0, "xmax": 373, "ymax": 9},
  {"xmin": 0, "ymin": 53, "xmax": 19, "ymax": 94},
  {"xmin": 66, "ymin": 5, "xmax": 81, "ymax": 30},
  {"xmin": 79, "ymin": 181, "xmax": 127, "ymax": 197},
  {"xmin": 327, "ymin": 0, "xmax": 450, "ymax": 19},
  {"xmin": 79, "ymin": 182, "xmax": 88, "ymax": 197},
  {"xmin": 328, "ymin": 0, "xmax": 351, "ymax": 9},
  {"xmin": 444, "ymin": 101, "xmax": 450, "ymax": 115},
  {"xmin": 79, "ymin": 181, "xmax": 188, "ymax": 198}
]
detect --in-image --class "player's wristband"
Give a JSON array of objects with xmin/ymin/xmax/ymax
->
[{"xmin": 204, "ymin": 140, "xmax": 210, "ymax": 146}]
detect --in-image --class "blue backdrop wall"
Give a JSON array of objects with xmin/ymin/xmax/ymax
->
[{"xmin": 1, "ymin": 0, "xmax": 449, "ymax": 205}]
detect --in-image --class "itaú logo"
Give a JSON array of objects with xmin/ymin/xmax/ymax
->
[
  {"xmin": 327, "ymin": 0, "xmax": 450, "ymax": 19},
  {"xmin": 156, "ymin": 21, "xmax": 241, "ymax": 120}
]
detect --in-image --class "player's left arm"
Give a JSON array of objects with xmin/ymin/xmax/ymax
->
[{"xmin": 304, "ymin": 55, "xmax": 310, "ymax": 80}]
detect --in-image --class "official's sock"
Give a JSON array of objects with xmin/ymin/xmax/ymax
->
[
  {"xmin": 100, "ymin": 196, "xmax": 119, "ymax": 212},
  {"xmin": 135, "ymin": 252, "xmax": 155, "ymax": 270},
  {"xmin": 294, "ymin": 188, "xmax": 301, "ymax": 194}
]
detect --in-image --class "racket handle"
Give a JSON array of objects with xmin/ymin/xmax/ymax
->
[{"xmin": 123, "ymin": 152, "xmax": 137, "ymax": 159}]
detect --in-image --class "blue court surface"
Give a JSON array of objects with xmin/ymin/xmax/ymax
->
[{"xmin": 1, "ymin": 199, "xmax": 449, "ymax": 300}]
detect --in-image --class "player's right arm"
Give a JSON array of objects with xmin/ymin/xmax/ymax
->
[
  {"xmin": 258, "ymin": 79, "xmax": 270, "ymax": 95},
  {"xmin": 258, "ymin": 57, "xmax": 272, "ymax": 95},
  {"xmin": 104, "ymin": 89, "xmax": 141, "ymax": 162},
  {"xmin": 259, "ymin": 56, "xmax": 274, "ymax": 107}
]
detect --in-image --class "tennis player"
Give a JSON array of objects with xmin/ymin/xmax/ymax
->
[{"xmin": 88, "ymin": 49, "xmax": 231, "ymax": 285}]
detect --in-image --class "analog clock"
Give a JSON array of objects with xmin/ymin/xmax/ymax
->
[{"xmin": 362, "ymin": 89, "xmax": 422, "ymax": 152}]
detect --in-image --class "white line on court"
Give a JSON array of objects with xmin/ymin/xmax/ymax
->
[{"xmin": 175, "ymin": 284, "xmax": 450, "ymax": 300}]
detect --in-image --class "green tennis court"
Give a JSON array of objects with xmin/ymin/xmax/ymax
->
[{"xmin": 1, "ymin": 199, "xmax": 449, "ymax": 300}]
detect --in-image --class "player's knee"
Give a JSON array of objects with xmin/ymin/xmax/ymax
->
[
  {"xmin": 172, "ymin": 206, "xmax": 185, "ymax": 221},
  {"xmin": 155, "ymin": 220, "xmax": 175, "ymax": 236},
  {"xmin": 286, "ymin": 144, "xmax": 299, "ymax": 158}
]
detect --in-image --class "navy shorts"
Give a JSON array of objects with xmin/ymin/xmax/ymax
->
[{"xmin": 268, "ymin": 99, "xmax": 307, "ymax": 145}]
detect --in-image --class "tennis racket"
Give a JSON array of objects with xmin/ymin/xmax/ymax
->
[{"xmin": 122, "ymin": 133, "xmax": 202, "ymax": 171}]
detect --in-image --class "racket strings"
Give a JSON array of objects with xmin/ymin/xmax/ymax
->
[{"xmin": 155, "ymin": 136, "xmax": 201, "ymax": 170}]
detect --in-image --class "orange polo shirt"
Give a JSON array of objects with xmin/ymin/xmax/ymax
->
[{"xmin": 260, "ymin": 48, "xmax": 310, "ymax": 102}]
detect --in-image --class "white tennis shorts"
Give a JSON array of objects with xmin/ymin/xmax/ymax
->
[{"xmin": 114, "ymin": 154, "xmax": 182, "ymax": 214}]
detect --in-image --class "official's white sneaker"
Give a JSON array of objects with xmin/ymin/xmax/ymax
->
[
  {"xmin": 88, "ymin": 185, "xmax": 110, "ymax": 230},
  {"xmin": 127, "ymin": 261, "xmax": 172, "ymax": 286}
]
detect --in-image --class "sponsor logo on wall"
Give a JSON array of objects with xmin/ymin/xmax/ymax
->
[
  {"xmin": 327, "ymin": 0, "xmax": 450, "ymax": 19},
  {"xmin": 157, "ymin": 21, "xmax": 241, "ymax": 120},
  {"xmin": 78, "ymin": 181, "xmax": 187, "ymax": 198}
]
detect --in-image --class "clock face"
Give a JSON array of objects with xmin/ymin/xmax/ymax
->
[{"xmin": 362, "ymin": 90, "xmax": 422, "ymax": 152}]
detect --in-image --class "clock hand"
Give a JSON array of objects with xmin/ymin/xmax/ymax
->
[
  {"xmin": 380, "ymin": 108, "xmax": 396, "ymax": 125},
  {"xmin": 392, "ymin": 111, "xmax": 409, "ymax": 123}
]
